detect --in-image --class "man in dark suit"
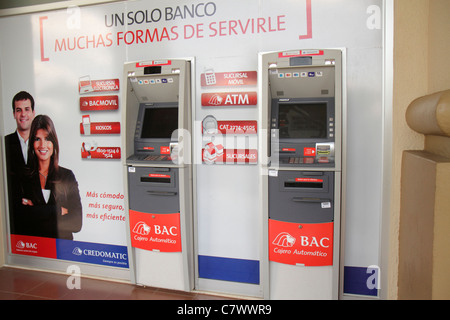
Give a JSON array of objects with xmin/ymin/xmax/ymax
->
[{"xmin": 5, "ymin": 91, "xmax": 36, "ymax": 235}]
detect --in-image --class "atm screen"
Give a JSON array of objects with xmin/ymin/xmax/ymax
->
[
  {"xmin": 278, "ymin": 103, "xmax": 327, "ymax": 139},
  {"xmin": 140, "ymin": 106, "xmax": 178, "ymax": 139}
]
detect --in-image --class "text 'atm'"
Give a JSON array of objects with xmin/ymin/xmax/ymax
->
[
  {"xmin": 122, "ymin": 59, "xmax": 193, "ymax": 291},
  {"xmin": 260, "ymin": 49, "xmax": 344, "ymax": 299}
]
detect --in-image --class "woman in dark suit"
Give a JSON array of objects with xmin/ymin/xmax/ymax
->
[{"xmin": 17, "ymin": 115, "xmax": 83, "ymax": 240}]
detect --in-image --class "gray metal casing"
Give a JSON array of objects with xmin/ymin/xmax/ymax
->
[
  {"xmin": 259, "ymin": 49, "xmax": 344, "ymax": 300},
  {"xmin": 122, "ymin": 59, "xmax": 193, "ymax": 292}
]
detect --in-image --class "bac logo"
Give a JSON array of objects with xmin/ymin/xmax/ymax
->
[
  {"xmin": 16, "ymin": 240, "xmax": 37, "ymax": 249},
  {"xmin": 133, "ymin": 221, "xmax": 151, "ymax": 235},
  {"xmin": 272, "ymin": 232, "xmax": 296, "ymax": 247},
  {"xmin": 207, "ymin": 94, "xmax": 224, "ymax": 106}
]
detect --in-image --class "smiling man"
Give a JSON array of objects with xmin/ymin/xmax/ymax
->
[
  {"xmin": 5, "ymin": 91, "xmax": 35, "ymax": 166},
  {"xmin": 5, "ymin": 91, "xmax": 36, "ymax": 235},
  {"xmin": 6, "ymin": 91, "xmax": 36, "ymax": 169}
]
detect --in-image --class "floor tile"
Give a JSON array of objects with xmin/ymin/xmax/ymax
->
[{"xmin": 0, "ymin": 267, "xmax": 241, "ymax": 300}]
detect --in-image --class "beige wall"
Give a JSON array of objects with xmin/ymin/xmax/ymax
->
[
  {"xmin": 390, "ymin": 0, "xmax": 450, "ymax": 299},
  {"xmin": 399, "ymin": 150, "xmax": 450, "ymax": 299},
  {"xmin": 428, "ymin": 0, "xmax": 450, "ymax": 93}
]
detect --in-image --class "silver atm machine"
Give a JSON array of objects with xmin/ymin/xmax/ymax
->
[
  {"xmin": 122, "ymin": 59, "xmax": 193, "ymax": 291},
  {"xmin": 259, "ymin": 49, "xmax": 344, "ymax": 299}
]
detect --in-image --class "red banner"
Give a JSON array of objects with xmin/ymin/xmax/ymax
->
[
  {"xmin": 129, "ymin": 210, "xmax": 182, "ymax": 252},
  {"xmin": 217, "ymin": 120, "xmax": 257, "ymax": 134},
  {"xmin": 79, "ymin": 78, "xmax": 119, "ymax": 94},
  {"xmin": 202, "ymin": 120, "xmax": 257, "ymax": 134},
  {"xmin": 10, "ymin": 234, "xmax": 57, "ymax": 258},
  {"xmin": 202, "ymin": 145, "xmax": 257, "ymax": 164},
  {"xmin": 81, "ymin": 144, "xmax": 121, "ymax": 159},
  {"xmin": 201, "ymin": 92, "xmax": 257, "ymax": 106},
  {"xmin": 269, "ymin": 219, "xmax": 333, "ymax": 266},
  {"xmin": 80, "ymin": 95, "xmax": 119, "ymax": 111},
  {"xmin": 80, "ymin": 122, "xmax": 120, "ymax": 135},
  {"xmin": 136, "ymin": 60, "xmax": 171, "ymax": 67},
  {"xmin": 278, "ymin": 50, "xmax": 324, "ymax": 58},
  {"xmin": 200, "ymin": 71, "xmax": 257, "ymax": 87}
]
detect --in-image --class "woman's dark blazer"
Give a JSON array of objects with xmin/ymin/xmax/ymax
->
[{"xmin": 12, "ymin": 166, "xmax": 83, "ymax": 240}]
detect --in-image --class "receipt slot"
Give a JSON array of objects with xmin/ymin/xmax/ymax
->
[
  {"xmin": 260, "ymin": 49, "xmax": 344, "ymax": 299},
  {"xmin": 122, "ymin": 59, "xmax": 193, "ymax": 291}
]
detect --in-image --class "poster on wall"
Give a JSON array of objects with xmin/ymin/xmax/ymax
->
[
  {"xmin": 1, "ymin": 4, "xmax": 130, "ymax": 269},
  {"xmin": 4, "ymin": 90, "xmax": 128, "ymax": 267}
]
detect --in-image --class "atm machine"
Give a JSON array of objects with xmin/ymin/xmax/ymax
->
[
  {"xmin": 259, "ymin": 49, "xmax": 344, "ymax": 299},
  {"xmin": 122, "ymin": 59, "xmax": 193, "ymax": 291}
]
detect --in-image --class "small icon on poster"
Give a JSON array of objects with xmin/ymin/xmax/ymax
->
[
  {"xmin": 79, "ymin": 75, "xmax": 93, "ymax": 94},
  {"xmin": 203, "ymin": 142, "xmax": 224, "ymax": 164},
  {"xmin": 204, "ymin": 69, "xmax": 216, "ymax": 86},
  {"xmin": 81, "ymin": 142, "xmax": 121, "ymax": 159}
]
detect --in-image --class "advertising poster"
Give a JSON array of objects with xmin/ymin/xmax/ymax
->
[
  {"xmin": 1, "ymin": 3, "xmax": 129, "ymax": 270},
  {"xmin": 1, "ymin": 0, "xmax": 384, "ymax": 296}
]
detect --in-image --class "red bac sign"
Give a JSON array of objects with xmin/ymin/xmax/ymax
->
[
  {"xmin": 269, "ymin": 219, "xmax": 333, "ymax": 266},
  {"xmin": 129, "ymin": 210, "xmax": 182, "ymax": 252}
]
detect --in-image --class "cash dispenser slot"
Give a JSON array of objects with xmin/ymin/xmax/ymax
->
[
  {"xmin": 146, "ymin": 190, "xmax": 177, "ymax": 196},
  {"xmin": 140, "ymin": 168, "xmax": 172, "ymax": 184},
  {"xmin": 291, "ymin": 197, "xmax": 331, "ymax": 203},
  {"xmin": 285, "ymin": 181, "xmax": 323, "ymax": 188},
  {"xmin": 141, "ymin": 177, "xmax": 171, "ymax": 183}
]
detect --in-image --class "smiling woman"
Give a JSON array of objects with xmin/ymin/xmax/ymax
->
[{"xmin": 10, "ymin": 115, "xmax": 83, "ymax": 240}]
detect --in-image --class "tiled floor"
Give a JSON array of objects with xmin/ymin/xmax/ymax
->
[{"xmin": 0, "ymin": 266, "xmax": 238, "ymax": 300}]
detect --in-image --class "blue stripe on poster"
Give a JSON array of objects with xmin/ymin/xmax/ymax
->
[
  {"xmin": 198, "ymin": 255, "xmax": 259, "ymax": 284},
  {"xmin": 56, "ymin": 239, "xmax": 129, "ymax": 268},
  {"xmin": 343, "ymin": 266, "xmax": 379, "ymax": 297}
]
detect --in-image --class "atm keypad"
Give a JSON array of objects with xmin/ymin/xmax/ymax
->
[
  {"xmin": 287, "ymin": 157, "xmax": 315, "ymax": 164},
  {"xmin": 284, "ymin": 157, "xmax": 331, "ymax": 165},
  {"xmin": 143, "ymin": 155, "xmax": 172, "ymax": 161}
]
